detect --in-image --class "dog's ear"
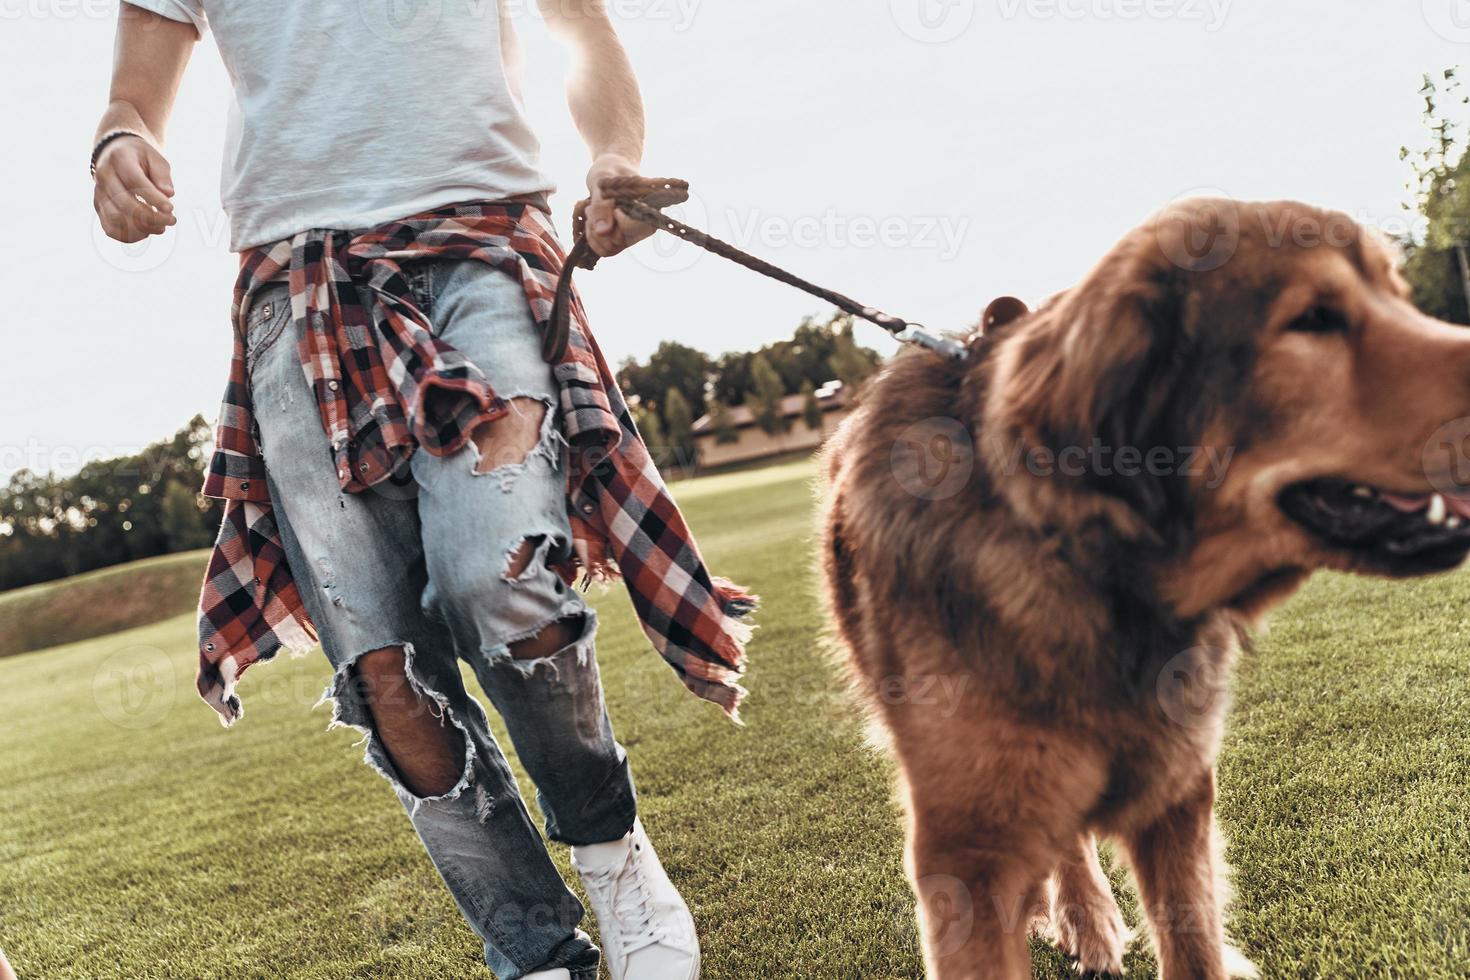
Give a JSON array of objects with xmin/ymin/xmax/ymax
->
[
  {"xmin": 998, "ymin": 235, "xmax": 1191, "ymax": 521},
  {"xmin": 982, "ymin": 295, "xmax": 1030, "ymax": 333}
]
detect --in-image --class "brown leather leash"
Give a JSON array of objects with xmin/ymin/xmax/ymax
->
[{"xmin": 545, "ymin": 176, "xmax": 969, "ymax": 365}]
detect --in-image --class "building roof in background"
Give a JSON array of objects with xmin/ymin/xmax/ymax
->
[{"xmin": 693, "ymin": 381, "xmax": 847, "ymax": 435}]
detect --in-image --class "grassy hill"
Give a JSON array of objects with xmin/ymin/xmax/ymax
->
[
  {"xmin": 1, "ymin": 458, "xmax": 1468, "ymax": 978},
  {"xmin": 0, "ymin": 549, "xmax": 207, "ymax": 659},
  {"xmin": 0, "ymin": 446, "xmax": 800, "ymax": 661}
]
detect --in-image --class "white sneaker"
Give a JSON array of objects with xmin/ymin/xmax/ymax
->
[
  {"xmin": 572, "ymin": 818, "xmax": 701, "ymax": 980},
  {"xmin": 523, "ymin": 971, "xmax": 571, "ymax": 980}
]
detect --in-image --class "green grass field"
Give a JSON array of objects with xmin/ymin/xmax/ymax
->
[{"xmin": 2, "ymin": 456, "xmax": 1469, "ymax": 978}]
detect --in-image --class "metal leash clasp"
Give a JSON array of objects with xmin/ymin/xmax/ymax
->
[
  {"xmin": 896, "ymin": 325, "xmax": 969, "ymax": 362},
  {"xmin": 863, "ymin": 308, "xmax": 968, "ymax": 362}
]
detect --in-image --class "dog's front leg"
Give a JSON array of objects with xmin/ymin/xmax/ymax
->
[
  {"xmin": 1050, "ymin": 833, "xmax": 1129, "ymax": 975},
  {"xmin": 1121, "ymin": 768, "xmax": 1256, "ymax": 980},
  {"xmin": 907, "ymin": 823, "xmax": 1047, "ymax": 980}
]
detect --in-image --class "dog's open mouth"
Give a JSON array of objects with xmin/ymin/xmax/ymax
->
[{"xmin": 1279, "ymin": 478, "xmax": 1470, "ymax": 573}]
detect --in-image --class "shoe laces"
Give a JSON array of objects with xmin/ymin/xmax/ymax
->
[{"xmin": 583, "ymin": 842, "xmax": 666, "ymax": 956}]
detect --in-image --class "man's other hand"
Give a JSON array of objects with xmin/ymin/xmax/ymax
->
[{"xmin": 93, "ymin": 135, "xmax": 177, "ymax": 244}]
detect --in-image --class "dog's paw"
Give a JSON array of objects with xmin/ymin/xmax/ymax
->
[
  {"xmin": 1223, "ymin": 943, "xmax": 1259, "ymax": 979},
  {"xmin": 1051, "ymin": 900, "xmax": 1129, "ymax": 977},
  {"xmin": 1075, "ymin": 971, "xmax": 1123, "ymax": 980}
]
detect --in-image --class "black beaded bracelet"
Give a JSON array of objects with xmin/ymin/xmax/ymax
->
[{"xmin": 89, "ymin": 130, "xmax": 145, "ymax": 178}]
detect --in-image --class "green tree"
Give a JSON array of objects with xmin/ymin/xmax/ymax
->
[
  {"xmin": 748, "ymin": 354, "xmax": 789, "ymax": 437},
  {"xmin": 616, "ymin": 341, "xmax": 714, "ymax": 424},
  {"xmin": 1402, "ymin": 69, "xmax": 1470, "ymax": 324},
  {"xmin": 707, "ymin": 399, "xmax": 739, "ymax": 445},
  {"xmin": 1403, "ymin": 239, "xmax": 1469, "ymax": 323},
  {"xmin": 708, "ymin": 313, "xmax": 879, "ymax": 406},
  {"xmin": 162, "ymin": 480, "xmax": 212, "ymax": 551},
  {"xmin": 614, "ymin": 312, "xmax": 883, "ymax": 427},
  {"xmin": 829, "ymin": 326, "xmax": 880, "ymax": 390},
  {"xmin": 664, "ymin": 387, "xmax": 696, "ymax": 467},
  {"xmin": 634, "ymin": 403, "xmax": 665, "ymax": 455},
  {"xmin": 711, "ymin": 350, "xmax": 755, "ymax": 407},
  {"xmin": 800, "ymin": 379, "xmax": 823, "ymax": 432}
]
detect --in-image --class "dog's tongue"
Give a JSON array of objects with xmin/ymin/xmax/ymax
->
[
  {"xmin": 1382, "ymin": 492, "xmax": 1431, "ymax": 513},
  {"xmin": 1381, "ymin": 491, "xmax": 1470, "ymax": 519}
]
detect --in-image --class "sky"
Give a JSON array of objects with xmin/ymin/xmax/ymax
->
[{"xmin": 0, "ymin": 0, "xmax": 1464, "ymax": 481}]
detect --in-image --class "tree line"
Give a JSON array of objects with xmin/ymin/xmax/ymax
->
[
  {"xmin": 0, "ymin": 416, "xmax": 221, "ymax": 593},
  {"xmin": 615, "ymin": 311, "xmax": 881, "ymax": 468}
]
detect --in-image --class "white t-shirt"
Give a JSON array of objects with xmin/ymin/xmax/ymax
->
[{"xmin": 126, "ymin": 0, "xmax": 556, "ymax": 251}]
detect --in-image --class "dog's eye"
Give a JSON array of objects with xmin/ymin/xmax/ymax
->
[{"xmin": 1285, "ymin": 306, "xmax": 1350, "ymax": 335}]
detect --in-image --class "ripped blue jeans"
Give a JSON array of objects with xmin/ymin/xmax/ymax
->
[{"xmin": 244, "ymin": 258, "xmax": 636, "ymax": 980}]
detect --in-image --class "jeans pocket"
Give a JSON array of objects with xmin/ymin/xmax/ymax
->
[{"xmin": 244, "ymin": 285, "xmax": 292, "ymax": 379}]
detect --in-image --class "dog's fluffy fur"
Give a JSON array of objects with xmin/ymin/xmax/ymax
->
[{"xmin": 820, "ymin": 200, "xmax": 1470, "ymax": 979}]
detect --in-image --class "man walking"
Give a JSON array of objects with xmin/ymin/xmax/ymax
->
[{"xmin": 91, "ymin": 3, "xmax": 754, "ymax": 978}]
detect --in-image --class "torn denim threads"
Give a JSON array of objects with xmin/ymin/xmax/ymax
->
[{"xmin": 244, "ymin": 259, "xmax": 632, "ymax": 980}]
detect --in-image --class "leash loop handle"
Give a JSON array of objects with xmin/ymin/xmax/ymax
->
[{"xmin": 546, "ymin": 177, "xmax": 690, "ymax": 362}]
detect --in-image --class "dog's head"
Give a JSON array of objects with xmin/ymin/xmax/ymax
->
[{"xmin": 987, "ymin": 198, "xmax": 1470, "ymax": 617}]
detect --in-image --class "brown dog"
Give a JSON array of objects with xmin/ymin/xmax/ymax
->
[{"xmin": 820, "ymin": 199, "xmax": 1470, "ymax": 979}]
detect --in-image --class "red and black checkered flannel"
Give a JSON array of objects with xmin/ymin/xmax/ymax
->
[{"xmin": 197, "ymin": 201, "xmax": 756, "ymax": 726}]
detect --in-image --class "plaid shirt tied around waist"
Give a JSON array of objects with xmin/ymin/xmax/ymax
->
[{"xmin": 197, "ymin": 201, "xmax": 756, "ymax": 726}]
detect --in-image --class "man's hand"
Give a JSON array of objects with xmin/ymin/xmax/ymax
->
[
  {"xmin": 92, "ymin": 5, "xmax": 196, "ymax": 244},
  {"xmin": 93, "ymin": 135, "xmax": 177, "ymax": 243},
  {"xmin": 584, "ymin": 153, "xmax": 657, "ymax": 258}
]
